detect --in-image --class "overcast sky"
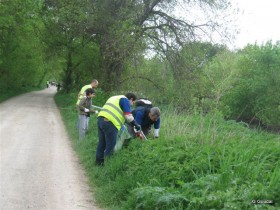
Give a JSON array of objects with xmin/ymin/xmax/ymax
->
[{"xmin": 232, "ymin": 0, "xmax": 280, "ymax": 49}]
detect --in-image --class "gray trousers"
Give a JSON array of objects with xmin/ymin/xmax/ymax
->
[{"xmin": 78, "ymin": 115, "xmax": 90, "ymax": 140}]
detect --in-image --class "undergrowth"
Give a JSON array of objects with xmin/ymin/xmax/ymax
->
[{"xmin": 55, "ymin": 91, "xmax": 280, "ymax": 210}]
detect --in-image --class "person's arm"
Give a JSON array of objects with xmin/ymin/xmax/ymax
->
[
  {"xmin": 119, "ymin": 98, "xmax": 133, "ymax": 121},
  {"xmin": 135, "ymin": 110, "xmax": 143, "ymax": 125},
  {"xmin": 119, "ymin": 98, "xmax": 140, "ymax": 130},
  {"xmin": 154, "ymin": 117, "xmax": 160, "ymax": 138},
  {"xmin": 89, "ymin": 100, "xmax": 98, "ymax": 113}
]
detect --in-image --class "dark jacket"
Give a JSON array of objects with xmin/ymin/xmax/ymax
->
[
  {"xmin": 78, "ymin": 96, "xmax": 92, "ymax": 116},
  {"xmin": 132, "ymin": 107, "xmax": 159, "ymax": 129}
]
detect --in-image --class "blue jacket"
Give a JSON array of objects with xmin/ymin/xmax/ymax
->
[{"xmin": 132, "ymin": 107, "xmax": 160, "ymax": 129}]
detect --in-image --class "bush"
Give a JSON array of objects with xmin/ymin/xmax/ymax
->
[{"xmin": 55, "ymin": 91, "xmax": 280, "ymax": 209}]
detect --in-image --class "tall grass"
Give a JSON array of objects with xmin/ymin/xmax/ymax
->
[{"xmin": 55, "ymin": 91, "xmax": 280, "ymax": 210}]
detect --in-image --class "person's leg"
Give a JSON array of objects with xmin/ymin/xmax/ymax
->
[
  {"xmin": 104, "ymin": 121, "xmax": 118, "ymax": 157},
  {"xmin": 96, "ymin": 117, "xmax": 106, "ymax": 165},
  {"xmin": 85, "ymin": 116, "xmax": 90, "ymax": 133},
  {"xmin": 78, "ymin": 115, "xmax": 87, "ymax": 140}
]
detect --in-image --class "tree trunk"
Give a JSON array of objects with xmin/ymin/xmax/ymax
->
[
  {"xmin": 99, "ymin": 39, "xmax": 125, "ymax": 91},
  {"xmin": 64, "ymin": 51, "xmax": 73, "ymax": 93}
]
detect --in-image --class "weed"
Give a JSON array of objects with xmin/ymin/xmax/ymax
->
[{"xmin": 55, "ymin": 92, "xmax": 280, "ymax": 209}]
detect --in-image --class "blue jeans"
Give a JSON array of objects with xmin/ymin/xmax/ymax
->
[{"xmin": 96, "ymin": 117, "xmax": 118, "ymax": 164}]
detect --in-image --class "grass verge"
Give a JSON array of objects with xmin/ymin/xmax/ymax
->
[{"xmin": 55, "ymin": 91, "xmax": 280, "ymax": 210}]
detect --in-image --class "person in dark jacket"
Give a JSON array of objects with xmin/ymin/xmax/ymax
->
[
  {"xmin": 127, "ymin": 107, "xmax": 161, "ymax": 139},
  {"xmin": 78, "ymin": 88, "xmax": 97, "ymax": 140}
]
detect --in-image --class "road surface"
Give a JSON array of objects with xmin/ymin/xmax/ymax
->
[{"xmin": 0, "ymin": 87, "xmax": 99, "ymax": 210}]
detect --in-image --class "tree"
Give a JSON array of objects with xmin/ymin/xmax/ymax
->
[
  {"xmin": 221, "ymin": 42, "xmax": 280, "ymax": 127},
  {"xmin": 41, "ymin": 0, "xmax": 101, "ymax": 92},
  {"xmin": 0, "ymin": 0, "xmax": 46, "ymax": 89},
  {"xmin": 86, "ymin": 0, "xmax": 232, "ymax": 91}
]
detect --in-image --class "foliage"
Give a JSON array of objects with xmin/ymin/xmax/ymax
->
[
  {"xmin": 125, "ymin": 41, "xmax": 280, "ymax": 128},
  {"xmin": 220, "ymin": 42, "xmax": 280, "ymax": 126},
  {"xmin": 55, "ymin": 91, "xmax": 280, "ymax": 209},
  {"xmin": 85, "ymin": 0, "xmax": 233, "ymax": 91},
  {"xmin": 0, "ymin": 0, "xmax": 46, "ymax": 89},
  {"xmin": 1, "ymin": 0, "xmax": 235, "ymax": 95},
  {"xmin": 41, "ymin": 0, "xmax": 102, "ymax": 92}
]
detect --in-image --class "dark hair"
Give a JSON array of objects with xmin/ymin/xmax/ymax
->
[
  {"xmin": 125, "ymin": 93, "xmax": 137, "ymax": 101},
  {"xmin": 85, "ymin": 88, "xmax": 95, "ymax": 96}
]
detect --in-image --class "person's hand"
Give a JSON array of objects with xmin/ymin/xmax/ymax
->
[
  {"xmin": 84, "ymin": 108, "xmax": 90, "ymax": 112},
  {"xmin": 154, "ymin": 129, "xmax": 159, "ymax": 139},
  {"xmin": 95, "ymin": 110, "xmax": 99, "ymax": 114},
  {"xmin": 130, "ymin": 120, "xmax": 141, "ymax": 131},
  {"xmin": 134, "ymin": 123, "xmax": 141, "ymax": 131}
]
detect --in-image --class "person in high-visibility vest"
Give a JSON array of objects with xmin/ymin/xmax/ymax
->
[
  {"xmin": 76, "ymin": 79, "xmax": 99, "ymax": 105},
  {"xmin": 76, "ymin": 79, "xmax": 99, "ymax": 130},
  {"xmin": 96, "ymin": 93, "xmax": 140, "ymax": 165}
]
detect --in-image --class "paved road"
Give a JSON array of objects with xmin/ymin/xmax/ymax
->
[{"xmin": 0, "ymin": 87, "xmax": 99, "ymax": 210}]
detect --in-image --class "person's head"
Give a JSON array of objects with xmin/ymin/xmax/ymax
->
[
  {"xmin": 85, "ymin": 88, "xmax": 95, "ymax": 98},
  {"xmin": 91, "ymin": 79, "xmax": 99, "ymax": 88},
  {"xmin": 125, "ymin": 93, "xmax": 137, "ymax": 106},
  {"xmin": 149, "ymin": 107, "xmax": 160, "ymax": 122}
]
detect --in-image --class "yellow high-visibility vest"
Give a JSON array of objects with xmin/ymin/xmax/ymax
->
[
  {"xmin": 98, "ymin": 95, "xmax": 126, "ymax": 130},
  {"xmin": 76, "ymin": 84, "xmax": 92, "ymax": 105}
]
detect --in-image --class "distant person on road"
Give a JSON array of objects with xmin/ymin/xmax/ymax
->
[
  {"xmin": 95, "ymin": 93, "xmax": 140, "ymax": 165},
  {"xmin": 78, "ymin": 88, "xmax": 97, "ymax": 140},
  {"xmin": 46, "ymin": 81, "xmax": 49, "ymax": 88},
  {"xmin": 57, "ymin": 83, "xmax": 61, "ymax": 91}
]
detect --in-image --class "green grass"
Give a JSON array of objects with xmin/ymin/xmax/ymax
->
[
  {"xmin": 0, "ymin": 86, "xmax": 42, "ymax": 103},
  {"xmin": 55, "ymin": 91, "xmax": 280, "ymax": 210}
]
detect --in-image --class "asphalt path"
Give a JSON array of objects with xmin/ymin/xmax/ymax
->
[{"xmin": 0, "ymin": 87, "xmax": 99, "ymax": 210}]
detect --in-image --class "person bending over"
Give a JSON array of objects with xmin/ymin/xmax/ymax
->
[
  {"xmin": 127, "ymin": 106, "xmax": 161, "ymax": 139},
  {"xmin": 95, "ymin": 93, "xmax": 140, "ymax": 165}
]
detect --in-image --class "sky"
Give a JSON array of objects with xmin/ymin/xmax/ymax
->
[{"xmin": 232, "ymin": 0, "xmax": 280, "ymax": 49}]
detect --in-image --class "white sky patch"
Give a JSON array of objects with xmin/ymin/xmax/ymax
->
[
  {"xmin": 232, "ymin": 0, "xmax": 280, "ymax": 49},
  {"xmin": 172, "ymin": 0, "xmax": 280, "ymax": 49},
  {"xmin": 172, "ymin": 1, "xmax": 239, "ymax": 46}
]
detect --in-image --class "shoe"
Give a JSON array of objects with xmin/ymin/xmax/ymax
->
[{"xmin": 95, "ymin": 159, "xmax": 104, "ymax": 166}]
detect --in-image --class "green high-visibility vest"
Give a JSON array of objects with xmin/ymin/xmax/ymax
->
[
  {"xmin": 76, "ymin": 84, "xmax": 92, "ymax": 105},
  {"xmin": 98, "ymin": 95, "xmax": 126, "ymax": 130}
]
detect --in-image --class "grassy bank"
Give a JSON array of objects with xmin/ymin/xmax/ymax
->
[
  {"xmin": 0, "ymin": 86, "xmax": 42, "ymax": 103},
  {"xmin": 55, "ymin": 91, "xmax": 280, "ymax": 210}
]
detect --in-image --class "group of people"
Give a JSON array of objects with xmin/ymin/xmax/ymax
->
[
  {"xmin": 46, "ymin": 80, "xmax": 61, "ymax": 91},
  {"xmin": 76, "ymin": 79, "xmax": 161, "ymax": 166}
]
